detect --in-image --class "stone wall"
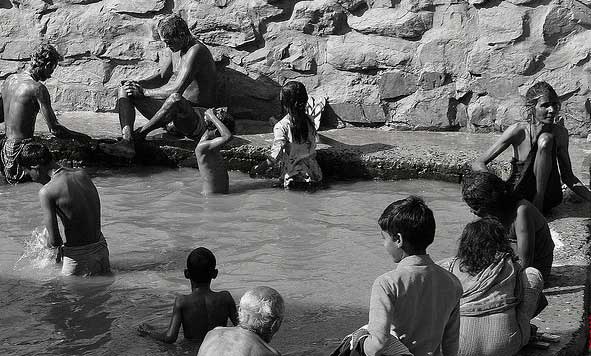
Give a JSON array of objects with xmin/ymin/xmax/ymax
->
[{"xmin": 1, "ymin": 0, "xmax": 591, "ymax": 136}]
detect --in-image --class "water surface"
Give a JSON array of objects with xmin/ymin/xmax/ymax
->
[{"xmin": 0, "ymin": 168, "xmax": 472, "ymax": 355}]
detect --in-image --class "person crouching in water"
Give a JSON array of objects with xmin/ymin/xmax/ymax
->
[
  {"xmin": 197, "ymin": 286, "xmax": 284, "ymax": 356},
  {"xmin": 250, "ymin": 81, "xmax": 323, "ymax": 189},
  {"xmin": 195, "ymin": 109, "xmax": 234, "ymax": 195},
  {"xmin": 19, "ymin": 142, "xmax": 110, "ymax": 276}
]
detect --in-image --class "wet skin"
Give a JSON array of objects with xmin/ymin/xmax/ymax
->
[{"xmin": 195, "ymin": 110, "xmax": 232, "ymax": 195}]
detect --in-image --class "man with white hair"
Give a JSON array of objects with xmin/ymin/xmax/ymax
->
[{"xmin": 197, "ymin": 286, "xmax": 284, "ymax": 356}]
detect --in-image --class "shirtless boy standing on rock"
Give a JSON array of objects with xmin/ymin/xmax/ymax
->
[
  {"xmin": 0, "ymin": 43, "xmax": 90, "ymax": 184},
  {"xmin": 19, "ymin": 142, "xmax": 110, "ymax": 276},
  {"xmin": 100, "ymin": 14, "xmax": 217, "ymax": 159}
]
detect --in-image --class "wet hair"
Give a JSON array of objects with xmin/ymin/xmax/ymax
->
[
  {"xmin": 238, "ymin": 286, "xmax": 284, "ymax": 340},
  {"xmin": 29, "ymin": 43, "xmax": 62, "ymax": 71},
  {"xmin": 457, "ymin": 217, "xmax": 517, "ymax": 276},
  {"xmin": 378, "ymin": 195, "xmax": 435, "ymax": 250},
  {"xmin": 206, "ymin": 110, "xmax": 236, "ymax": 135},
  {"xmin": 524, "ymin": 82, "xmax": 560, "ymax": 122},
  {"xmin": 18, "ymin": 142, "xmax": 52, "ymax": 169},
  {"xmin": 461, "ymin": 172, "xmax": 516, "ymax": 218},
  {"xmin": 186, "ymin": 247, "xmax": 216, "ymax": 283},
  {"xmin": 157, "ymin": 14, "xmax": 192, "ymax": 41},
  {"xmin": 280, "ymin": 81, "xmax": 310, "ymax": 144}
]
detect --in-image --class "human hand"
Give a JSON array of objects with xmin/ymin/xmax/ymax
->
[
  {"xmin": 123, "ymin": 81, "xmax": 144, "ymax": 97},
  {"xmin": 349, "ymin": 327, "xmax": 369, "ymax": 350}
]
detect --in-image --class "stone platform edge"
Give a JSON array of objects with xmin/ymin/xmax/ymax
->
[{"xmin": 5, "ymin": 132, "xmax": 591, "ymax": 356}]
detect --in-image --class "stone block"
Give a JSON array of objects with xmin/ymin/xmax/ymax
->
[
  {"xmin": 387, "ymin": 84, "xmax": 459, "ymax": 130},
  {"xmin": 287, "ymin": 0, "xmax": 348, "ymax": 35},
  {"xmin": 0, "ymin": 59, "xmax": 21, "ymax": 79},
  {"xmin": 416, "ymin": 38, "xmax": 468, "ymax": 76},
  {"xmin": 419, "ymin": 71, "xmax": 446, "ymax": 90},
  {"xmin": 348, "ymin": 8, "xmax": 433, "ymax": 39},
  {"xmin": 329, "ymin": 102, "xmax": 386, "ymax": 124},
  {"xmin": 478, "ymin": 5, "xmax": 525, "ymax": 45},
  {"xmin": 543, "ymin": 6, "xmax": 578, "ymax": 46},
  {"xmin": 467, "ymin": 95, "xmax": 498, "ymax": 132},
  {"xmin": 105, "ymin": 0, "xmax": 166, "ymax": 14},
  {"xmin": 327, "ymin": 32, "xmax": 417, "ymax": 71},
  {"xmin": 378, "ymin": 71, "xmax": 418, "ymax": 99}
]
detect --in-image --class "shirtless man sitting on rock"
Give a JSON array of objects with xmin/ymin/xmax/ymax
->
[
  {"xmin": 100, "ymin": 14, "xmax": 217, "ymax": 159},
  {"xmin": 19, "ymin": 142, "xmax": 110, "ymax": 277},
  {"xmin": 0, "ymin": 43, "xmax": 90, "ymax": 184}
]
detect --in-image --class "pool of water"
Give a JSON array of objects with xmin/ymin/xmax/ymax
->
[{"xmin": 0, "ymin": 168, "xmax": 472, "ymax": 356}]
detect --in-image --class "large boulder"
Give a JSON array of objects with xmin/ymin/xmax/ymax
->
[
  {"xmin": 327, "ymin": 32, "xmax": 417, "ymax": 71},
  {"xmin": 348, "ymin": 8, "xmax": 433, "ymax": 40},
  {"xmin": 286, "ymin": 0, "xmax": 348, "ymax": 35},
  {"xmin": 416, "ymin": 37, "xmax": 469, "ymax": 76},
  {"xmin": 378, "ymin": 71, "xmax": 419, "ymax": 100},
  {"xmin": 478, "ymin": 5, "xmax": 525, "ymax": 45},
  {"xmin": 386, "ymin": 84, "xmax": 460, "ymax": 130}
]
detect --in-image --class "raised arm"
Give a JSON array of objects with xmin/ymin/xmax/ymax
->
[
  {"xmin": 196, "ymin": 110, "xmax": 232, "ymax": 152},
  {"xmin": 471, "ymin": 124, "xmax": 521, "ymax": 172},
  {"xmin": 36, "ymin": 85, "xmax": 90, "ymax": 141},
  {"xmin": 144, "ymin": 45, "xmax": 202, "ymax": 99},
  {"xmin": 139, "ymin": 297, "xmax": 183, "ymax": 344},
  {"xmin": 555, "ymin": 130, "xmax": 591, "ymax": 202},
  {"xmin": 39, "ymin": 187, "xmax": 63, "ymax": 249}
]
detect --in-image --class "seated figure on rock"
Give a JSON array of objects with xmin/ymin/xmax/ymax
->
[
  {"xmin": 0, "ymin": 43, "xmax": 90, "ymax": 184},
  {"xmin": 471, "ymin": 81, "xmax": 590, "ymax": 213},
  {"xmin": 100, "ymin": 14, "xmax": 217, "ymax": 159}
]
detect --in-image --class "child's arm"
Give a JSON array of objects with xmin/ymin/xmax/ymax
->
[
  {"xmin": 196, "ymin": 109, "xmax": 232, "ymax": 152},
  {"xmin": 138, "ymin": 297, "xmax": 183, "ymax": 344},
  {"xmin": 441, "ymin": 300, "xmax": 460, "ymax": 356},
  {"xmin": 364, "ymin": 278, "xmax": 393, "ymax": 356}
]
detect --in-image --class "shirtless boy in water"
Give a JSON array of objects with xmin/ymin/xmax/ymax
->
[
  {"xmin": 19, "ymin": 142, "xmax": 110, "ymax": 276},
  {"xmin": 195, "ymin": 109, "xmax": 234, "ymax": 195},
  {"xmin": 138, "ymin": 247, "xmax": 238, "ymax": 344},
  {"xmin": 471, "ymin": 82, "xmax": 590, "ymax": 212}
]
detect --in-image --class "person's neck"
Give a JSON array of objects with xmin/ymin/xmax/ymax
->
[
  {"xmin": 180, "ymin": 37, "xmax": 196, "ymax": 53},
  {"xmin": 190, "ymin": 280, "xmax": 211, "ymax": 292},
  {"xmin": 24, "ymin": 68, "xmax": 40, "ymax": 81},
  {"xmin": 239, "ymin": 324, "xmax": 273, "ymax": 343},
  {"xmin": 404, "ymin": 249, "xmax": 427, "ymax": 257},
  {"xmin": 48, "ymin": 163, "xmax": 63, "ymax": 179}
]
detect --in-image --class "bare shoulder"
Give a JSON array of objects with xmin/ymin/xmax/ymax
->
[{"xmin": 175, "ymin": 294, "xmax": 190, "ymax": 308}]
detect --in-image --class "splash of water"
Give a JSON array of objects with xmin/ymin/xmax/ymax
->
[{"xmin": 15, "ymin": 226, "xmax": 59, "ymax": 271}]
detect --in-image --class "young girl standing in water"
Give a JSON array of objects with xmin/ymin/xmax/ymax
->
[{"xmin": 251, "ymin": 81, "xmax": 323, "ymax": 189}]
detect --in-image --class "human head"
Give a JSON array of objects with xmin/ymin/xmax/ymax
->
[
  {"xmin": 184, "ymin": 247, "xmax": 218, "ymax": 284},
  {"xmin": 238, "ymin": 286, "xmax": 284, "ymax": 343},
  {"xmin": 28, "ymin": 43, "xmax": 62, "ymax": 81},
  {"xmin": 457, "ymin": 217, "xmax": 516, "ymax": 275},
  {"xmin": 18, "ymin": 142, "xmax": 53, "ymax": 183},
  {"xmin": 205, "ymin": 110, "xmax": 235, "ymax": 138},
  {"xmin": 280, "ymin": 81, "xmax": 308, "ymax": 115},
  {"xmin": 157, "ymin": 14, "xmax": 193, "ymax": 52},
  {"xmin": 525, "ymin": 82, "xmax": 560, "ymax": 124},
  {"xmin": 461, "ymin": 171, "xmax": 515, "ymax": 218},
  {"xmin": 378, "ymin": 195, "xmax": 435, "ymax": 261}
]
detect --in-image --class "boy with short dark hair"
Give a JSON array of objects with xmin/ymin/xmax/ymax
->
[
  {"xmin": 195, "ymin": 109, "xmax": 234, "ymax": 195},
  {"xmin": 355, "ymin": 196, "xmax": 463, "ymax": 356},
  {"xmin": 138, "ymin": 247, "xmax": 238, "ymax": 344}
]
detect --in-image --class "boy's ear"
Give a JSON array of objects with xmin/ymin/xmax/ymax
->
[
  {"xmin": 184, "ymin": 269, "xmax": 190, "ymax": 279},
  {"xmin": 395, "ymin": 233, "xmax": 404, "ymax": 247},
  {"xmin": 211, "ymin": 268, "xmax": 218, "ymax": 279}
]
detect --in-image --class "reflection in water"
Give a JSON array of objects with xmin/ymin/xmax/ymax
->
[{"xmin": 0, "ymin": 168, "xmax": 472, "ymax": 355}]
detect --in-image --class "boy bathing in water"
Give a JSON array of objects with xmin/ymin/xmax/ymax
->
[
  {"xmin": 471, "ymin": 82, "xmax": 591, "ymax": 213},
  {"xmin": 350, "ymin": 196, "xmax": 463, "ymax": 356},
  {"xmin": 19, "ymin": 142, "xmax": 110, "ymax": 276},
  {"xmin": 195, "ymin": 109, "xmax": 234, "ymax": 195},
  {"xmin": 138, "ymin": 247, "xmax": 238, "ymax": 344}
]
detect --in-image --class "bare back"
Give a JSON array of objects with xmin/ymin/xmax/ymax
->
[
  {"xmin": 179, "ymin": 290, "xmax": 236, "ymax": 341},
  {"xmin": 195, "ymin": 147, "xmax": 229, "ymax": 195},
  {"xmin": 2, "ymin": 74, "xmax": 43, "ymax": 140},
  {"xmin": 42, "ymin": 169, "xmax": 101, "ymax": 247},
  {"xmin": 177, "ymin": 40, "xmax": 216, "ymax": 108},
  {"xmin": 197, "ymin": 327, "xmax": 281, "ymax": 356}
]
